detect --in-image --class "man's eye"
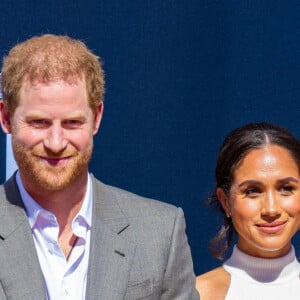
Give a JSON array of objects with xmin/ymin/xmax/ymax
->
[
  {"xmin": 64, "ymin": 120, "xmax": 83, "ymax": 127},
  {"xmin": 29, "ymin": 119, "xmax": 48, "ymax": 127}
]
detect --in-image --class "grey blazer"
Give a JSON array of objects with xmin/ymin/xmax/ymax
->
[{"xmin": 0, "ymin": 174, "xmax": 199, "ymax": 300}]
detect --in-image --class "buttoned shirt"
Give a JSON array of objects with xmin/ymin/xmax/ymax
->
[{"xmin": 16, "ymin": 172, "xmax": 92, "ymax": 300}]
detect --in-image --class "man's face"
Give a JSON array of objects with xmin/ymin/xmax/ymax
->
[{"xmin": 1, "ymin": 78, "xmax": 102, "ymax": 192}]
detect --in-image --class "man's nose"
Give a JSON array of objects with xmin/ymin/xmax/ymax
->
[{"xmin": 43, "ymin": 125, "xmax": 67, "ymax": 153}]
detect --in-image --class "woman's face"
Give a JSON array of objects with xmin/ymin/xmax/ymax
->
[{"xmin": 218, "ymin": 145, "xmax": 300, "ymax": 258}]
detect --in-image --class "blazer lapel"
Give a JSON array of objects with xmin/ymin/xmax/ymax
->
[
  {"xmin": 0, "ymin": 175, "xmax": 47, "ymax": 299},
  {"xmin": 86, "ymin": 176, "xmax": 136, "ymax": 300}
]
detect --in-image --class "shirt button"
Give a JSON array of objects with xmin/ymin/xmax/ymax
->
[{"xmin": 48, "ymin": 242, "xmax": 55, "ymax": 254}]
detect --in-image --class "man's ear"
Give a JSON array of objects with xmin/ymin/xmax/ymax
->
[
  {"xmin": 217, "ymin": 187, "xmax": 231, "ymax": 218},
  {"xmin": 0, "ymin": 101, "xmax": 12, "ymax": 134},
  {"xmin": 93, "ymin": 102, "xmax": 104, "ymax": 135}
]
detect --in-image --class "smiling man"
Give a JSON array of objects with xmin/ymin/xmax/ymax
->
[{"xmin": 0, "ymin": 34, "xmax": 199, "ymax": 300}]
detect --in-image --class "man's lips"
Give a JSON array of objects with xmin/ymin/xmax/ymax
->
[
  {"xmin": 256, "ymin": 221, "xmax": 287, "ymax": 234},
  {"xmin": 40, "ymin": 156, "xmax": 71, "ymax": 166}
]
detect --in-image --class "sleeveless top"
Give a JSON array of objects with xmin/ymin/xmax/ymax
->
[{"xmin": 223, "ymin": 245, "xmax": 300, "ymax": 300}]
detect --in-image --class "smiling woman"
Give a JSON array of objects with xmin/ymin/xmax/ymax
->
[{"xmin": 196, "ymin": 122, "xmax": 300, "ymax": 300}]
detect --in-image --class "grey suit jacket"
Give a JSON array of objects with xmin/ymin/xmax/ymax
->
[{"xmin": 0, "ymin": 174, "xmax": 199, "ymax": 300}]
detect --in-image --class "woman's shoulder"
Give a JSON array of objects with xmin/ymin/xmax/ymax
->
[{"xmin": 196, "ymin": 266, "xmax": 230, "ymax": 300}]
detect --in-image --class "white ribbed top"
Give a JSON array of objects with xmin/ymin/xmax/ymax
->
[{"xmin": 223, "ymin": 245, "xmax": 300, "ymax": 299}]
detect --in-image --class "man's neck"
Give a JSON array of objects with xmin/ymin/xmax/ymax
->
[{"xmin": 20, "ymin": 171, "xmax": 88, "ymax": 228}]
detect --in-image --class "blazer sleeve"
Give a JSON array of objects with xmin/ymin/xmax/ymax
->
[{"xmin": 161, "ymin": 207, "xmax": 200, "ymax": 300}]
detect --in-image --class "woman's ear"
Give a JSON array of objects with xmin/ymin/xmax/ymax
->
[
  {"xmin": 217, "ymin": 187, "xmax": 231, "ymax": 218},
  {"xmin": 0, "ymin": 101, "xmax": 12, "ymax": 134}
]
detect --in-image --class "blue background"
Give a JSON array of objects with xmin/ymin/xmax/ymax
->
[{"xmin": 2, "ymin": 0, "xmax": 300, "ymax": 275}]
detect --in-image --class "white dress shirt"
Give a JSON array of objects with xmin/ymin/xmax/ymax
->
[{"xmin": 16, "ymin": 172, "xmax": 92, "ymax": 300}]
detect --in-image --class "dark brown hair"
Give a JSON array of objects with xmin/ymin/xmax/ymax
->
[{"xmin": 209, "ymin": 122, "xmax": 300, "ymax": 260}]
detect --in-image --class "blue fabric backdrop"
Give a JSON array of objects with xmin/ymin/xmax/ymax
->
[{"xmin": 2, "ymin": 0, "xmax": 300, "ymax": 275}]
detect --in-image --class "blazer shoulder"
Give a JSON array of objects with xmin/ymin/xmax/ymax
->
[
  {"xmin": 92, "ymin": 175, "xmax": 180, "ymax": 217},
  {"xmin": 1, "ymin": 173, "xmax": 24, "ymax": 208}
]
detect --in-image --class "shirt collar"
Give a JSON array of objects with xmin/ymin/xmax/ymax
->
[{"xmin": 16, "ymin": 171, "xmax": 93, "ymax": 229}]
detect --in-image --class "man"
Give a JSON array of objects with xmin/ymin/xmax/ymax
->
[{"xmin": 0, "ymin": 34, "xmax": 199, "ymax": 299}]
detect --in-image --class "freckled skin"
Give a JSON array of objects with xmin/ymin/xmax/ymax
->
[{"xmin": 1, "ymin": 78, "xmax": 103, "ymax": 194}]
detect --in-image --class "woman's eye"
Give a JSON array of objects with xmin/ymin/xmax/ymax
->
[
  {"xmin": 280, "ymin": 185, "xmax": 295, "ymax": 194},
  {"xmin": 244, "ymin": 187, "xmax": 261, "ymax": 197}
]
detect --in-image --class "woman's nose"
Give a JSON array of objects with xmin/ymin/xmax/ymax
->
[{"xmin": 261, "ymin": 191, "xmax": 281, "ymax": 217}]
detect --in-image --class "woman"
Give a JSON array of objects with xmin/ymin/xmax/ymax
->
[{"xmin": 196, "ymin": 122, "xmax": 300, "ymax": 299}]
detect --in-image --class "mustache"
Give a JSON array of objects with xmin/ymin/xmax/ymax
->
[{"xmin": 32, "ymin": 149, "xmax": 78, "ymax": 158}]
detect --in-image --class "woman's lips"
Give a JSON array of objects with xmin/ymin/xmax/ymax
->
[{"xmin": 256, "ymin": 221, "xmax": 287, "ymax": 234}]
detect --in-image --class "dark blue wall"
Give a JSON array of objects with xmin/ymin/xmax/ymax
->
[{"xmin": 2, "ymin": 0, "xmax": 300, "ymax": 275}]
